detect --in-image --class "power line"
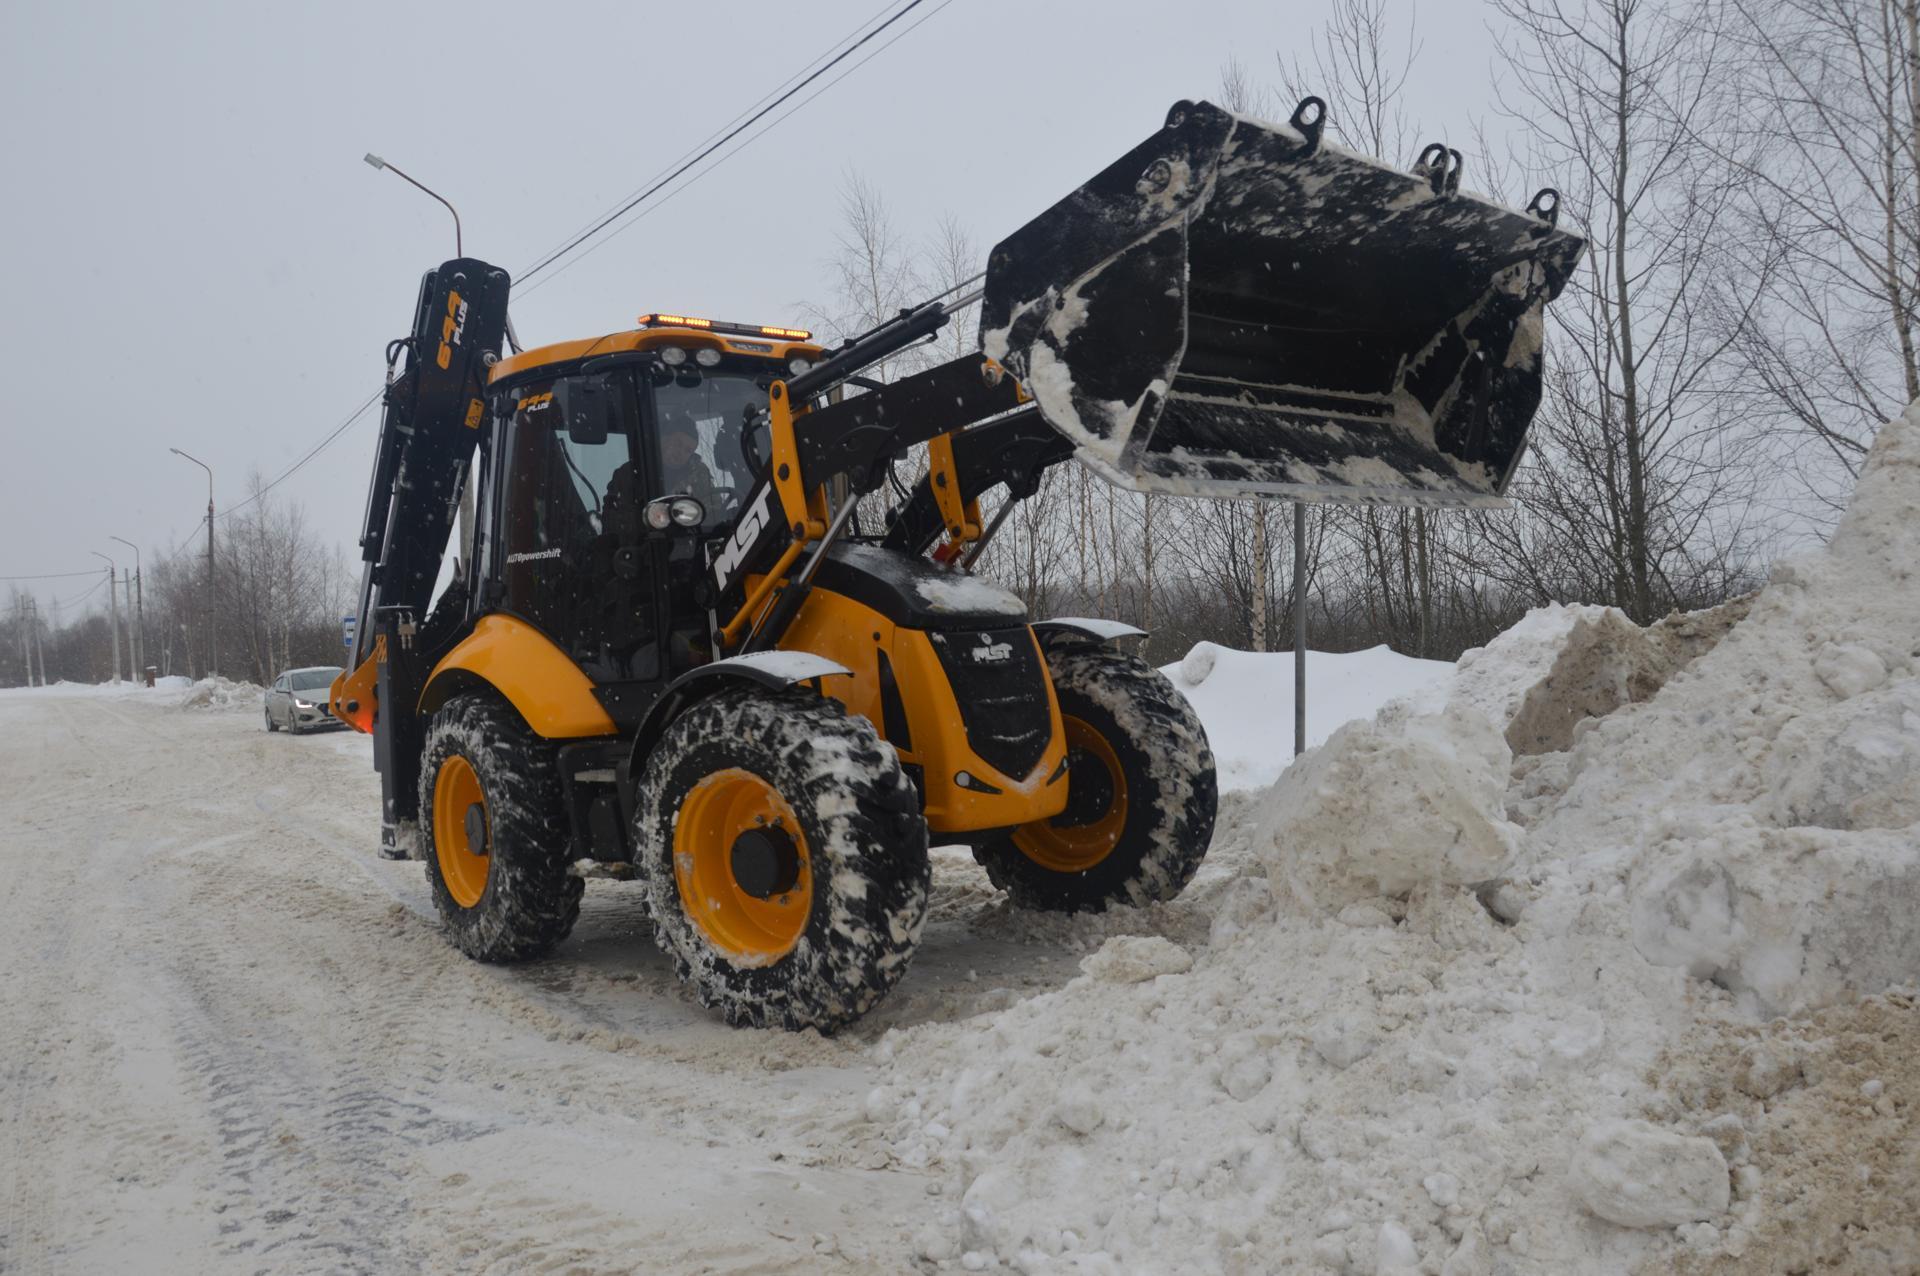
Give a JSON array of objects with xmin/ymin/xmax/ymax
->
[
  {"xmin": 114, "ymin": 2, "xmax": 949, "ymax": 591},
  {"xmin": 517, "ymin": 0, "xmax": 937, "ymax": 285},
  {"xmin": 517, "ymin": 0, "xmax": 959, "ymax": 300},
  {"xmin": 54, "ymin": 573, "xmax": 108, "ymax": 611},
  {"xmin": 0, "ymin": 569, "xmax": 102, "ymax": 581},
  {"xmin": 216, "ymin": 388, "xmax": 383, "ymax": 520},
  {"xmin": 516, "ymin": 0, "xmax": 907, "ymax": 275}
]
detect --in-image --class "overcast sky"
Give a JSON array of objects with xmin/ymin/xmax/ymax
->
[{"xmin": 1, "ymin": 0, "xmax": 1512, "ymax": 618}]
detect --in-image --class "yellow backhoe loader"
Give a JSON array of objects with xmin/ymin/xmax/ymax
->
[{"xmin": 333, "ymin": 98, "xmax": 1583, "ymax": 1030}]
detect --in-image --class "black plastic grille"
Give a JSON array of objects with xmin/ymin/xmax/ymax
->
[{"xmin": 928, "ymin": 628, "xmax": 1051, "ymax": 780}]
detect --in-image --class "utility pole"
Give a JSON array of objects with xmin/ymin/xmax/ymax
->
[
  {"xmin": 30, "ymin": 598, "xmax": 46, "ymax": 686},
  {"xmin": 170, "ymin": 448, "xmax": 216, "ymax": 678},
  {"xmin": 1293, "ymin": 502, "xmax": 1307, "ymax": 757},
  {"xmin": 91, "ymin": 554, "xmax": 121, "ymax": 685},
  {"xmin": 117, "ymin": 569, "xmax": 134, "ymax": 681},
  {"xmin": 110, "ymin": 536, "xmax": 144, "ymax": 680},
  {"xmin": 15, "ymin": 596, "xmax": 29, "ymax": 688}
]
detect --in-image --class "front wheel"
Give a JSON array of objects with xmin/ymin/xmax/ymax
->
[
  {"xmin": 418, "ymin": 693, "xmax": 583, "ymax": 961},
  {"xmin": 264, "ymin": 706, "xmax": 279, "ymax": 732},
  {"xmin": 634, "ymin": 688, "xmax": 929, "ymax": 1032},
  {"xmin": 972, "ymin": 640, "xmax": 1217, "ymax": 913}
]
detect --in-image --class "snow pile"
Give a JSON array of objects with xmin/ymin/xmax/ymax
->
[
  {"xmin": 176, "ymin": 676, "xmax": 263, "ymax": 712},
  {"xmin": 1516, "ymin": 409, "xmax": 1920, "ymax": 1017},
  {"xmin": 1257, "ymin": 704, "xmax": 1520, "ymax": 911},
  {"xmin": 872, "ymin": 404, "xmax": 1920, "ymax": 1273},
  {"xmin": 1163, "ymin": 644, "xmax": 1454, "ymax": 791}
]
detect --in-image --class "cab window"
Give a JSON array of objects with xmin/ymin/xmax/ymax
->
[
  {"xmin": 651, "ymin": 370, "xmax": 766, "ymax": 530},
  {"xmin": 496, "ymin": 373, "xmax": 658, "ymax": 682}
]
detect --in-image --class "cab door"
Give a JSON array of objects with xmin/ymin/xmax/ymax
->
[{"xmin": 491, "ymin": 371, "xmax": 663, "ymax": 709}]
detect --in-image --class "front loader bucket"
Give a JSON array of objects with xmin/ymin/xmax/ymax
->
[{"xmin": 981, "ymin": 99, "xmax": 1586, "ymax": 507}]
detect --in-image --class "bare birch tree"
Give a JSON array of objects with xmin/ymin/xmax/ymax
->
[
  {"xmin": 1710, "ymin": 0, "xmax": 1920, "ymax": 518},
  {"xmin": 1491, "ymin": 0, "xmax": 1760, "ymax": 622}
]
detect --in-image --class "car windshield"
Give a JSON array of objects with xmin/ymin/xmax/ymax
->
[{"xmin": 289, "ymin": 669, "xmax": 340, "ymax": 692}]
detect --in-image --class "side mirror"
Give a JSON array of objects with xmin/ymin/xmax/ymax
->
[
  {"xmin": 566, "ymin": 378, "xmax": 611, "ymax": 445},
  {"xmin": 644, "ymin": 494, "xmax": 705, "ymax": 531}
]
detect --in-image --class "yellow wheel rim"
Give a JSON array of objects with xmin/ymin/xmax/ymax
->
[
  {"xmin": 1012, "ymin": 715, "xmax": 1129, "ymax": 873},
  {"xmin": 433, "ymin": 754, "xmax": 490, "ymax": 909},
  {"xmin": 673, "ymin": 768, "xmax": 812, "ymax": 964}
]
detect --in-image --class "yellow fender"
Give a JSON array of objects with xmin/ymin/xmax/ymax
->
[{"xmin": 419, "ymin": 615, "xmax": 616, "ymax": 739}]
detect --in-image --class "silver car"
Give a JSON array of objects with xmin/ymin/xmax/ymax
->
[{"xmin": 265, "ymin": 666, "xmax": 345, "ymax": 733}]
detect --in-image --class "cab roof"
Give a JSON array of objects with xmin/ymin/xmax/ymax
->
[{"xmin": 489, "ymin": 320, "xmax": 825, "ymax": 385}]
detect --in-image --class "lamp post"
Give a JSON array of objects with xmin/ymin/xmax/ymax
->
[
  {"xmin": 109, "ymin": 535, "xmax": 143, "ymax": 683},
  {"xmin": 169, "ymin": 447, "xmax": 216, "ymax": 677},
  {"xmin": 89, "ymin": 550, "xmax": 122, "ymax": 684},
  {"xmin": 364, "ymin": 153, "xmax": 462, "ymax": 256},
  {"xmin": 364, "ymin": 151, "xmax": 491, "ymax": 547}
]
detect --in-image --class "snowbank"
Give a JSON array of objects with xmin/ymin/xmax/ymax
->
[
  {"xmin": 1162, "ymin": 643, "xmax": 1454, "ymax": 791},
  {"xmin": 876, "ymin": 404, "xmax": 1920, "ymax": 1273},
  {"xmin": 1255, "ymin": 704, "xmax": 1521, "ymax": 911},
  {"xmin": 177, "ymin": 676, "xmax": 264, "ymax": 712}
]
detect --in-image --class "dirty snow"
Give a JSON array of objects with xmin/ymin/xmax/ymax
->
[
  {"xmin": 6, "ymin": 404, "xmax": 1918, "ymax": 1273},
  {"xmin": 870, "ymin": 402, "xmax": 1920, "ymax": 1273}
]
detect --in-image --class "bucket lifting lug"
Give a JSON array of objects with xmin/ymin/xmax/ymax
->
[
  {"xmin": 1289, "ymin": 96, "xmax": 1328, "ymax": 156},
  {"xmin": 1415, "ymin": 143, "xmax": 1464, "ymax": 196}
]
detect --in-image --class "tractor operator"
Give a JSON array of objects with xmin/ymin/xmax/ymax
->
[{"xmin": 658, "ymin": 410, "xmax": 726, "ymax": 513}]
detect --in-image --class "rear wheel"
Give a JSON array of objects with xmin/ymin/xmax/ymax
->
[
  {"xmin": 973, "ymin": 641, "xmax": 1217, "ymax": 912},
  {"xmin": 635, "ymin": 688, "xmax": 929, "ymax": 1032},
  {"xmin": 418, "ymin": 693, "xmax": 583, "ymax": 961},
  {"xmin": 264, "ymin": 706, "xmax": 278, "ymax": 732}
]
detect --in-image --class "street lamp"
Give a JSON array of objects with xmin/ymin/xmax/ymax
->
[
  {"xmin": 108, "ymin": 535, "xmax": 143, "ymax": 683},
  {"xmin": 89, "ymin": 550, "xmax": 123, "ymax": 684},
  {"xmin": 364, "ymin": 153, "xmax": 462, "ymax": 256},
  {"xmin": 169, "ymin": 447, "xmax": 216, "ymax": 678}
]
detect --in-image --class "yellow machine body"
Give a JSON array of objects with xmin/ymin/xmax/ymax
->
[
  {"xmin": 418, "ymin": 615, "xmax": 617, "ymax": 738},
  {"xmin": 776, "ymin": 586, "xmax": 1070, "ymax": 835}
]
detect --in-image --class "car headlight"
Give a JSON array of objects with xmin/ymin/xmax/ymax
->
[
  {"xmin": 789, "ymin": 357, "xmax": 812, "ymax": 376},
  {"xmin": 694, "ymin": 347, "xmax": 721, "ymax": 367},
  {"xmin": 294, "ymin": 699, "xmax": 314, "ymax": 709},
  {"xmin": 659, "ymin": 346, "xmax": 687, "ymax": 366},
  {"xmin": 669, "ymin": 496, "xmax": 704, "ymax": 527}
]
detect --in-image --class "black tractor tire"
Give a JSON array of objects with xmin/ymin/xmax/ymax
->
[
  {"xmin": 418, "ymin": 693, "xmax": 583, "ymax": 962},
  {"xmin": 634, "ymin": 688, "xmax": 929, "ymax": 1033},
  {"xmin": 264, "ymin": 706, "xmax": 279, "ymax": 732},
  {"xmin": 973, "ymin": 640, "xmax": 1217, "ymax": 913}
]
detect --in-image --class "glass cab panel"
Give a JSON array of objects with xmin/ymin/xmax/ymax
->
[
  {"xmin": 489, "ymin": 357, "xmax": 780, "ymax": 691},
  {"xmin": 650, "ymin": 368, "xmax": 765, "ymax": 531},
  {"xmin": 495, "ymin": 372, "xmax": 659, "ymax": 683}
]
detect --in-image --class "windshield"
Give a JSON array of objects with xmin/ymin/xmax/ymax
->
[
  {"xmin": 289, "ymin": 669, "xmax": 340, "ymax": 692},
  {"xmin": 652, "ymin": 370, "xmax": 767, "ymax": 529}
]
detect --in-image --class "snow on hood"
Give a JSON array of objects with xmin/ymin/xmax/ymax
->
[{"xmin": 870, "ymin": 404, "xmax": 1920, "ymax": 1274}]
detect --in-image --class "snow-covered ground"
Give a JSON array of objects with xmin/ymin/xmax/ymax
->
[{"xmin": 4, "ymin": 408, "xmax": 1917, "ymax": 1274}]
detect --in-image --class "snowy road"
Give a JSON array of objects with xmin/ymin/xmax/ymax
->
[{"xmin": 0, "ymin": 686, "xmax": 1141, "ymax": 1274}]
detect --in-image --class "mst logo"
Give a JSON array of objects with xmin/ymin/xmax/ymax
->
[
  {"xmin": 970, "ymin": 638, "xmax": 1013, "ymax": 663},
  {"xmin": 712, "ymin": 485, "xmax": 776, "ymax": 589},
  {"xmin": 435, "ymin": 290, "xmax": 469, "ymax": 370}
]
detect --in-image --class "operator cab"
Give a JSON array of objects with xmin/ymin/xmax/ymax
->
[{"xmin": 477, "ymin": 315, "xmax": 822, "ymax": 722}]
